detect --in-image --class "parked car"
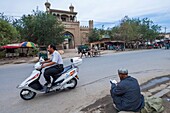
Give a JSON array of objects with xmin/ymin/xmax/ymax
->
[
  {"xmin": 153, "ymin": 43, "xmax": 160, "ymax": 49},
  {"xmin": 146, "ymin": 44, "xmax": 153, "ymax": 49},
  {"xmin": 138, "ymin": 44, "xmax": 146, "ymax": 49}
]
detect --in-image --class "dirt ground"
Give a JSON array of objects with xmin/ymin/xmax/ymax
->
[
  {"xmin": 81, "ymin": 94, "xmax": 170, "ymax": 113},
  {"xmin": 81, "ymin": 76, "xmax": 170, "ymax": 113}
]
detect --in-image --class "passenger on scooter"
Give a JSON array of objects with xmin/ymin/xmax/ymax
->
[{"xmin": 41, "ymin": 44, "xmax": 64, "ymax": 87}]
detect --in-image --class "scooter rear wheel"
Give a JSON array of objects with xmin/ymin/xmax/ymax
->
[
  {"xmin": 67, "ymin": 78, "xmax": 77, "ymax": 89},
  {"xmin": 20, "ymin": 89, "xmax": 36, "ymax": 100}
]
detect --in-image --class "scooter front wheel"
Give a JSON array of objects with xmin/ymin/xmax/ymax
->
[{"xmin": 20, "ymin": 89, "xmax": 36, "ymax": 100}]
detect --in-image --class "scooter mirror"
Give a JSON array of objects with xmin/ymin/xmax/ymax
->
[
  {"xmin": 70, "ymin": 59, "xmax": 73, "ymax": 63},
  {"xmin": 39, "ymin": 57, "xmax": 45, "ymax": 62}
]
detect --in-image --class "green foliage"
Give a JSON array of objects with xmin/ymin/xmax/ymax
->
[
  {"xmin": 0, "ymin": 18, "xmax": 19, "ymax": 46},
  {"xmin": 119, "ymin": 16, "xmax": 141, "ymax": 42},
  {"xmin": 0, "ymin": 13, "xmax": 12, "ymax": 23},
  {"xmin": 0, "ymin": 50, "xmax": 5, "ymax": 59},
  {"xmin": 88, "ymin": 16, "xmax": 161, "ymax": 44},
  {"xmin": 139, "ymin": 18, "xmax": 161, "ymax": 41},
  {"xmin": 112, "ymin": 16, "xmax": 161, "ymax": 42},
  {"xmin": 14, "ymin": 11, "xmax": 65, "ymax": 46},
  {"xmin": 28, "ymin": 48, "xmax": 39, "ymax": 56},
  {"xmin": 109, "ymin": 26, "xmax": 120, "ymax": 40},
  {"xmin": 88, "ymin": 28, "xmax": 100, "ymax": 42}
]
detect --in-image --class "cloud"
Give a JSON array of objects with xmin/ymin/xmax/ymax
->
[{"xmin": 0, "ymin": 0, "xmax": 170, "ymax": 32}]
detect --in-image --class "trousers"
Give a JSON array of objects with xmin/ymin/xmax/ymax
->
[{"xmin": 44, "ymin": 64, "xmax": 64, "ymax": 83}]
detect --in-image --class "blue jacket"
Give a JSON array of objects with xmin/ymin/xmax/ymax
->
[{"xmin": 110, "ymin": 76, "xmax": 144, "ymax": 112}]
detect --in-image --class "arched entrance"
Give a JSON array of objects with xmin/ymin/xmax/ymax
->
[
  {"xmin": 81, "ymin": 32, "xmax": 88, "ymax": 44},
  {"xmin": 64, "ymin": 31, "xmax": 75, "ymax": 49}
]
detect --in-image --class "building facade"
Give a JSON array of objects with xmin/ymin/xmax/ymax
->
[
  {"xmin": 159, "ymin": 33, "xmax": 170, "ymax": 39},
  {"xmin": 45, "ymin": 2, "xmax": 93, "ymax": 49}
]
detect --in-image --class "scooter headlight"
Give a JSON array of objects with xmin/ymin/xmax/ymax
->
[{"xmin": 16, "ymin": 84, "xmax": 25, "ymax": 89}]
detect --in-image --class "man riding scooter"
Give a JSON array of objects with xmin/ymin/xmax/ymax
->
[{"xmin": 41, "ymin": 44, "xmax": 64, "ymax": 88}]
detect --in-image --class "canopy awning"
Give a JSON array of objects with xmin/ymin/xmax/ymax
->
[
  {"xmin": 20, "ymin": 42, "xmax": 36, "ymax": 48},
  {"xmin": 0, "ymin": 43, "xmax": 21, "ymax": 49}
]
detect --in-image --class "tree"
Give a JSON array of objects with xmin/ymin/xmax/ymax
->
[
  {"xmin": 116, "ymin": 16, "xmax": 161, "ymax": 43},
  {"xmin": 14, "ymin": 11, "xmax": 65, "ymax": 46},
  {"xmin": 107, "ymin": 26, "xmax": 119, "ymax": 40},
  {"xmin": 0, "ymin": 18, "xmax": 19, "ymax": 46},
  {"xmin": 118, "ymin": 16, "xmax": 141, "ymax": 42},
  {"xmin": 0, "ymin": 13, "xmax": 13, "ymax": 23},
  {"xmin": 88, "ymin": 28, "xmax": 100, "ymax": 42},
  {"xmin": 139, "ymin": 18, "xmax": 161, "ymax": 41}
]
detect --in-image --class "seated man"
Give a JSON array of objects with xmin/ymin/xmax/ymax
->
[
  {"xmin": 110, "ymin": 68, "xmax": 144, "ymax": 112},
  {"xmin": 41, "ymin": 44, "xmax": 64, "ymax": 87}
]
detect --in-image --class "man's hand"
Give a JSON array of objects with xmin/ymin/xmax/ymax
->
[
  {"xmin": 41, "ymin": 64, "xmax": 45, "ymax": 68},
  {"xmin": 41, "ymin": 62, "xmax": 55, "ymax": 69},
  {"xmin": 110, "ymin": 79, "xmax": 117, "ymax": 84},
  {"xmin": 40, "ymin": 59, "xmax": 51, "ymax": 64},
  {"xmin": 40, "ymin": 62, "xmax": 44, "ymax": 65}
]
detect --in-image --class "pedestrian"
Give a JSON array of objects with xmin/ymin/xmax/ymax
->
[
  {"xmin": 110, "ymin": 68, "xmax": 144, "ymax": 112},
  {"xmin": 80, "ymin": 48, "xmax": 87, "ymax": 58},
  {"xmin": 94, "ymin": 45, "xmax": 98, "ymax": 51}
]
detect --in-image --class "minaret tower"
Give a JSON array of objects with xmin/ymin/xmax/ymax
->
[
  {"xmin": 45, "ymin": 0, "xmax": 51, "ymax": 13},
  {"xmin": 69, "ymin": 4, "xmax": 74, "ymax": 12}
]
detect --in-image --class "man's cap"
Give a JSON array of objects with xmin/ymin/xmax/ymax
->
[{"xmin": 118, "ymin": 68, "xmax": 128, "ymax": 74}]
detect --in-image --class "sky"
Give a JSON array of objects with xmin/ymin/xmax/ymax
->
[{"xmin": 1, "ymin": 0, "xmax": 170, "ymax": 32}]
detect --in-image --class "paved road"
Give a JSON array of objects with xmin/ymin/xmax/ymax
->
[{"xmin": 0, "ymin": 49, "xmax": 170, "ymax": 113}]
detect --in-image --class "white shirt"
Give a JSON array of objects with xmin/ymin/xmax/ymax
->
[{"xmin": 50, "ymin": 50, "xmax": 63, "ymax": 64}]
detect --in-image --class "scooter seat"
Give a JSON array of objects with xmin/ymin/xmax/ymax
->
[
  {"xmin": 52, "ymin": 65, "xmax": 73, "ymax": 85},
  {"xmin": 56, "ymin": 65, "xmax": 72, "ymax": 76}
]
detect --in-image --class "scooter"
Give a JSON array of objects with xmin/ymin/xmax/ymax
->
[{"xmin": 17, "ymin": 57, "xmax": 82, "ymax": 100}]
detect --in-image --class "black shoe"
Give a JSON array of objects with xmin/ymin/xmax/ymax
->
[
  {"xmin": 44, "ymin": 82, "xmax": 51, "ymax": 87},
  {"xmin": 40, "ymin": 87, "xmax": 46, "ymax": 92},
  {"xmin": 42, "ymin": 85, "xmax": 50, "ymax": 93},
  {"xmin": 45, "ymin": 87, "xmax": 50, "ymax": 93}
]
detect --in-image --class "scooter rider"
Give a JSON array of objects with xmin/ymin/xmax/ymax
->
[{"xmin": 41, "ymin": 44, "xmax": 64, "ymax": 87}]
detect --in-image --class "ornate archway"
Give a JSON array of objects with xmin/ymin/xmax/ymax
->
[
  {"xmin": 81, "ymin": 32, "xmax": 89, "ymax": 44},
  {"xmin": 64, "ymin": 31, "xmax": 75, "ymax": 49}
]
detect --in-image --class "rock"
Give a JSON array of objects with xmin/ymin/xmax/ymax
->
[
  {"xmin": 166, "ymin": 81, "xmax": 170, "ymax": 86},
  {"xmin": 167, "ymin": 93, "xmax": 170, "ymax": 97},
  {"xmin": 148, "ymin": 84, "xmax": 167, "ymax": 93},
  {"xmin": 152, "ymin": 89, "xmax": 170, "ymax": 98},
  {"xmin": 160, "ymin": 84, "xmax": 168, "ymax": 88},
  {"xmin": 118, "ymin": 111, "xmax": 140, "ymax": 113},
  {"xmin": 141, "ymin": 92, "xmax": 152, "ymax": 96}
]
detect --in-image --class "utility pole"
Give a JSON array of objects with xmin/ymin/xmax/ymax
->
[
  {"xmin": 164, "ymin": 27, "xmax": 167, "ymax": 38},
  {"xmin": 36, "ymin": 6, "xmax": 39, "ymax": 12}
]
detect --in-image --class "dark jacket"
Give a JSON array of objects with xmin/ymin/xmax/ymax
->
[{"xmin": 110, "ymin": 76, "xmax": 144, "ymax": 112}]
